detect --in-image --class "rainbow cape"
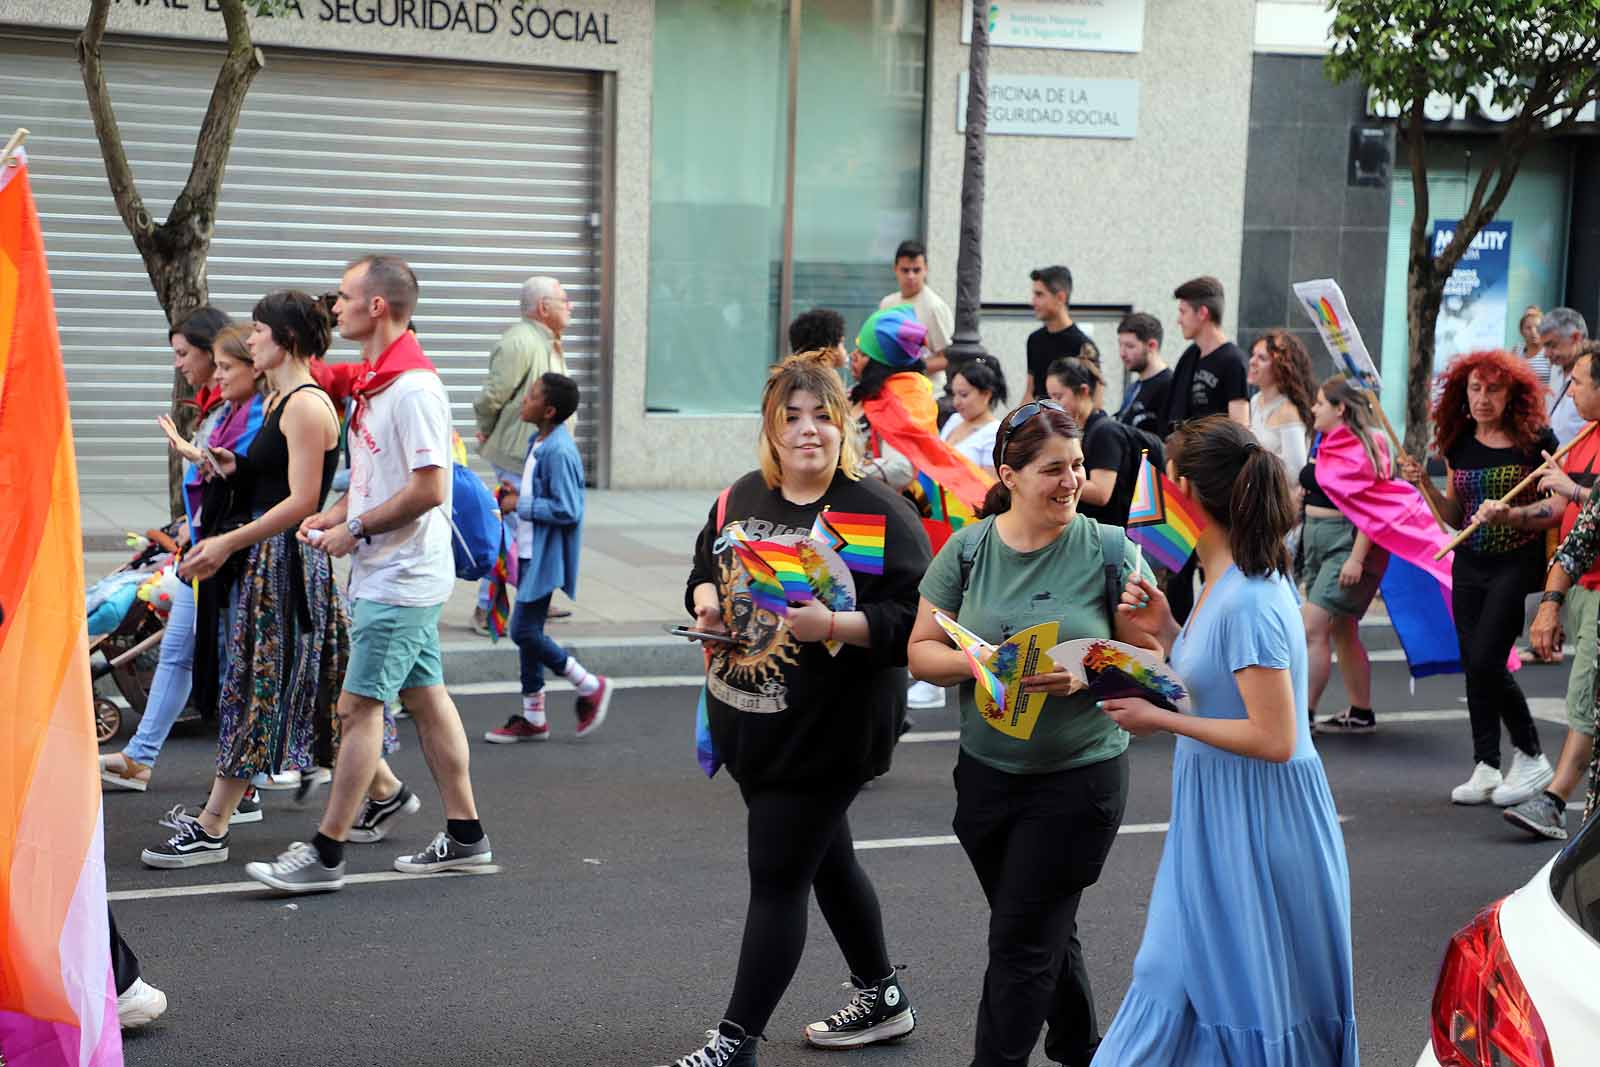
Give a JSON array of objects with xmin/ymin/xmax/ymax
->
[
  {"xmin": 0, "ymin": 149, "xmax": 123, "ymax": 1065},
  {"xmin": 1125, "ymin": 453, "xmax": 1206, "ymax": 572},
  {"xmin": 862, "ymin": 372, "xmax": 993, "ymax": 542}
]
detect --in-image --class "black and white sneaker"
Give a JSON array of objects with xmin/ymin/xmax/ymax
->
[
  {"xmin": 346, "ymin": 785, "xmax": 421, "ymax": 843},
  {"xmin": 803, "ymin": 969, "xmax": 916, "ymax": 1049},
  {"xmin": 244, "ymin": 841, "xmax": 346, "ymax": 894},
  {"xmin": 292, "ymin": 767, "xmax": 332, "ymax": 809},
  {"xmin": 140, "ymin": 819, "xmax": 229, "ymax": 869},
  {"xmin": 393, "ymin": 830, "xmax": 492, "ymax": 874},
  {"xmin": 655, "ymin": 1021, "xmax": 758, "ymax": 1067},
  {"xmin": 1314, "ymin": 708, "xmax": 1376, "ymax": 735},
  {"xmin": 157, "ymin": 788, "xmax": 261, "ymax": 832}
]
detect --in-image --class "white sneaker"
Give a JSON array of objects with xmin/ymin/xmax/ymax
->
[
  {"xmin": 1451, "ymin": 762, "xmax": 1504, "ymax": 805},
  {"xmin": 906, "ymin": 680, "xmax": 946, "ymax": 710},
  {"xmin": 116, "ymin": 977, "xmax": 167, "ymax": 1029},
  {"xmin": 253, "ymin": 769, "xmax": 302, "ymax": 791},
  {"xmin": 1491, "ymin": 750, "xmax": 1555, "ymax": 807}
]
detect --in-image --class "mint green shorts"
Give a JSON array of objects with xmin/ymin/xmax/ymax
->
[{"xmin": 345, "ymin": 600, "xmax": 444, "ymax": 704}]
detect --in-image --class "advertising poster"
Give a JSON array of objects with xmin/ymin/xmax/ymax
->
[
  {"xmin": 1430, "ymin": 220, "xmax": 1512, "ymax": 372},
  {"xmin": 960, "ymin": 0, "xmax": 1145, "ymax": 53}
]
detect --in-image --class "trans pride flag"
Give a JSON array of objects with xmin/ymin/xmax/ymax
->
[
  {"xmin": 1124, "ymin": 454, "xmax": 1205, "ymax": 572},
  {"xmin": 0, "ymin": 148, "xmax": 122, "ymax": 1065}
]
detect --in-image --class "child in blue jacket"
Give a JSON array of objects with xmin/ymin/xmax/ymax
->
[{"xmin": 485, "ymin": 373, "xmax": 611, "ymax": 742}]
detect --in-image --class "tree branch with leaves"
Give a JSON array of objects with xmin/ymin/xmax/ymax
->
[{"xmin": 1326, "ymin": 0, "xmax": 1600, "ymax": 454}]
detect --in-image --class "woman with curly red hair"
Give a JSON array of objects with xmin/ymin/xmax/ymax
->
[{"xmin": 1402, "ymin": 349, "xmax": 1557, "ymax": 807}]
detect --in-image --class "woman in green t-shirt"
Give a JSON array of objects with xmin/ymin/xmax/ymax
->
[{"xmin": 908, "ymin": 400, "xmax": 1153, "ymax": 1067}]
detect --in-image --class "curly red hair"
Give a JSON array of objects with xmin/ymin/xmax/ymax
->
[{"xmin": 1430, "ymin": 349, "xmax": 1548, "ymax": 456}]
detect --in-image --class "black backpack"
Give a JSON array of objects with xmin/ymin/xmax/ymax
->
[{"xmin": 957, "ymin": 515, "xmax": 1128, "ymax": 624}]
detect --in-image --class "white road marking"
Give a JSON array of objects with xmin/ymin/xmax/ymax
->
[
  {"xmin": 854, "ymin": 816, "xmax": 1351, "ymax": 852},
  {"xmin": 899, "ymin": 730, "xmax": 959, "ymax": 743},
  {"xmin": 449, "ymin": 676, "xmax": 703, "ymax": 696},
  {"xmin": 107, "ymin": 865, "xmax": 502, "ymax": 902}
]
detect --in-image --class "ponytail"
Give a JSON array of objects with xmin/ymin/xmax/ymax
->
[{"xmin": 1168, "ymin": 415, "xmax": 1295, "ymax": 578}]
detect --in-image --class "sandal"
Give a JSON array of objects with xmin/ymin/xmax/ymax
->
[{"xmin": 100, "ymin": 752, "xmax": 152, "ymax": 792}]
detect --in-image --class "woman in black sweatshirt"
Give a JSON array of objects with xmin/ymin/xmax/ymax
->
[{"xmin": 658, "ymin": 353, "xmax": 931, "ymax": 1067}]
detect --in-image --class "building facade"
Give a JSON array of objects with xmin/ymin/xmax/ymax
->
[{"xmin": 24, "ymin": 1, "xmax": 1578, "ymax": 488}]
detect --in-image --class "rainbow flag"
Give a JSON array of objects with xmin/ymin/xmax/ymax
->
[
  {"xmin": 1125, "ymin": 453, "xmax": 1206, "ymax": 572},
  {"xmin": 729, "ymin": 540, "xmax": 790, "ymax": 615},
  {"xmin": 933, "ymin": 611, "xmax": 1006, "ymax": 711},
  {"xmin": 0, "ymin": 148, "xmax": 123, "ymax": 1065},
  {"xmin": 810, "ymin": 511, "xmax": 886, "ymax": 575},
  {"xmin": 756, "ymin": 540, "xmax": 813, "ymax": 604}
]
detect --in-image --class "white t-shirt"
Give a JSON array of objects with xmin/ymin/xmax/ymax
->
[
  {"xmin": 517, "ymin": 435, "xmax": 544, "ymax": 562},
  {"xmin": 880, "ymin": 286, "xmax": 954, "ymax": 392},
  {"xmin": 347, "ymin": 369, "xmax": 455, "ymax": 606},
  {"xmin": 940, "ymin": 412, "xmax": 999, "ymax": 471},
  {"xmin": 1549, "ymin": 365, "xmax": 1588, "ymax": 444}
]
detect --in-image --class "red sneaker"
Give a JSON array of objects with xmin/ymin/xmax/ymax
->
[
  {"xmin": 574, "ymin": 677, "xmax": 611, "ymax": 738},
  {"xmin": 485, "ymin": 715, "xmax": 551, "ymax": 744}
]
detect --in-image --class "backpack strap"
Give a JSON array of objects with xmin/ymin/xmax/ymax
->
[
  {"xmin": 715, "ymin": 485, "xmax": 732, "ymax": 532},
  {"xmin": 958, "ymin": 515, "xmax": 996, "ymax": 594},
  {"xmin": 1098, "ymin": 521, "xmax": 1128, "ymax": 624}
]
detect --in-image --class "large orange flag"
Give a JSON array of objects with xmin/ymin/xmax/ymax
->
[{"xmin": 0, "ymin": 146, "xmax": 122, "ymax": 1065}]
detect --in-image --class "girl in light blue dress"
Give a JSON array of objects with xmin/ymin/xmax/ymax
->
[{"xmin": 1092, "ymin": 415, "xmax": 1357, "ymax": 1066}]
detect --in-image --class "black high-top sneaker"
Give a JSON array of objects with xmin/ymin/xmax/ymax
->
[
  {"xmin": 803, "ymin": 968, "xmax": 916, "ymax": 1048},
  {"xmin": 655, "ymin": 1020, "xmax": 758, "ymax": 1067}
]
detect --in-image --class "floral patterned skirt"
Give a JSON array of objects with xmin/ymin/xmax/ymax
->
[{"xmin": 214, "ymin": 529, "xmax": 375, "ymax": 778}]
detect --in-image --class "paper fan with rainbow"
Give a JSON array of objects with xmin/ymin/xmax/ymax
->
[{"xmin": 1046, "ymin": 638, "xmax": 1192, "ymax": 714}]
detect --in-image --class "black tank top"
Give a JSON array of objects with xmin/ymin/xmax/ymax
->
[{"xmin": 246, "ymin": 383, "xmax": 339, "ymax": 514}]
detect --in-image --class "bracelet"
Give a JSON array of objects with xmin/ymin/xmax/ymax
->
[
  {"xmin": 1542, "ymin": 590, "xmax": 1567, "ymax": 606},
  {"xmin": 827, "ymin": 611, "xmax": 837, "ymax": 642}
]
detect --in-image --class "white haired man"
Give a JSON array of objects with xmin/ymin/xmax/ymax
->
[{"xmin": 471, "ymin": 275, "xmax": 572, "ymax": 633}]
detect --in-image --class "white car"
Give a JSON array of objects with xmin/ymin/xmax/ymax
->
[{"xmin": 1415, "ymin": 809, "xmax": 1600, "ymax": 1066}]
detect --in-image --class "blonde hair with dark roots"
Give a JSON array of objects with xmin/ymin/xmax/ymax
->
[
  {"xmin": 758, "ymin": 352, "xmax": 862, "ymax": 489},
  {"xmin": 212, "ymin": 323, "xmax": 268, "ymax": 396}
]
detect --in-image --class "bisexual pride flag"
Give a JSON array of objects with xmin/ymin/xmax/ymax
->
[
  {"xmin": 1125, "ymin": 453, "xmax": 1206, "ymax": 572},
  {"xmin": 0, "ymin": 146, "xmax": 123, "ymax": 1066}
]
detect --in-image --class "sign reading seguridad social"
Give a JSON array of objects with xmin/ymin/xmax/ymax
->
[{"xmin": 958, "ymin": 74, "xmax": 1139, "ymax": 140}]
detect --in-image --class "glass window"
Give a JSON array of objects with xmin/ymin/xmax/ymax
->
[
  {"xmin": 791, "ymin": 0, "xmax": 929, "ymax": 353},
  {"xmin": 646, "ymin": 0, "xmax": 929, "ymax": 414},
  {"xmin": 646, "ymin": 0, "xmax": 791, "ymax": 414}
]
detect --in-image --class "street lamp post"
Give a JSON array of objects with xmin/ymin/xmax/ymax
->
[{"xmin": 946, "ymin": 0, "xmax": 991, "ymax": 372}]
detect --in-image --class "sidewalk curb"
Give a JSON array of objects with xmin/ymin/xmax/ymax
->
[{"xmin": 441, "ymin": 634, "xmax": 705, "ymax": 685}]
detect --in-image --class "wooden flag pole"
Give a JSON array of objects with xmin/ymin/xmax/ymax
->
[
  {"xmin": 1433, "ymin": 420, "xmax": 1598, "ymax": 560},
  {"xmin": 0, "ymin": 128, "xmax": 28, "ymax": 171},
  {"xmin": 1362, "ymin": 389, "xmax": 1449, "ymax": 534}
]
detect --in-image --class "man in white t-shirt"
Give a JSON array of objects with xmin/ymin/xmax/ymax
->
[
  {"xmin": 879, "ymin": 239, "xmax": 954, "ymax": 394},
  {"xmin": 245, "ymin": 254, "xmax": 491, "ymax": 894}
]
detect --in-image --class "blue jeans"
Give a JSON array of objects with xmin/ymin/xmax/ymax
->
[
  {"xmin": 124, "ymin": 579, "xmax": 196, "ymax": 766},
  {"xmin": 512, "ymin": 594, "xmax": 569, "ymax": 695},
  {"xmin": 478, "ymin": 464, "xmax": 520, "ymax": 610}
]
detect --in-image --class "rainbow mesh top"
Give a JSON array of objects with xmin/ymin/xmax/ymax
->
[{"xmin": 1447, "ymin": 429, "xmax": 1559, "ymax": 555}]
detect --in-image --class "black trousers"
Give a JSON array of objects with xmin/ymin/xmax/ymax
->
[
  {"xmin": 953, "ymin": 750, "xmax": 1128, "ymax": 1067},
  {"xmin": 724, "ymin": 778, "xmax": 892, "ymax": 1036},
  {"xmin": 110, "ymin": 907, "xmax": 140, "ymax": 995},
  {"xmin": 1453, "ymin": 546, "xmax": 1545, "ymax": 768}
]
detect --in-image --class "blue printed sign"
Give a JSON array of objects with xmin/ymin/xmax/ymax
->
[{"xmin": 1430, "ymin": 220, "xmax": 1512, "ymax": 371}]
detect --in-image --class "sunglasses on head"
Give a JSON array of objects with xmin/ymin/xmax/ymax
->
[{"xmin": 995, "ymin": 399, "xmax": 1066, "ymax": 464}]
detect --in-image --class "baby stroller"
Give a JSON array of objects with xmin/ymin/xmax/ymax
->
[{"xmin": 86, "ymin": 525, "xmax": 197, "ymax": 744}]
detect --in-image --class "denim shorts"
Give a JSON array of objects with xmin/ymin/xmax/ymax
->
[{"xmin": 345, "ymin": 599, "xmax": 444, "ymax": 704}]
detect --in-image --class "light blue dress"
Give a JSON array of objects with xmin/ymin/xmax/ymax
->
[{"xmin": 1092, "ymin": 567, "xmax": 1358, "ymax": 1066}]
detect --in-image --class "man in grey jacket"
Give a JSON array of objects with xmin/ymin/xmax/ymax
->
[{"xmin": 471, "ymin": 275, "xmax": 570, "ymax": 634}]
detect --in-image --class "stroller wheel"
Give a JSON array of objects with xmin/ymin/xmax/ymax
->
[{"xmin": 94, "ymin": 698, "xmax": 122, "ymax": 745}]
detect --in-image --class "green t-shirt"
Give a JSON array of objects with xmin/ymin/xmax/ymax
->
[{"xmin": 919, "ymin": 514, "xmax": 1149, "ymax": 774}]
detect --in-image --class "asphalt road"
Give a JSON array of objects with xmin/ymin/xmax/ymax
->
[{"xmin": 103, "ymin": 656, "xmax": 1580, "ymax": 1067}]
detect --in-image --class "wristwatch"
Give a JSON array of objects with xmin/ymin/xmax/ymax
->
[
  {"xmin": 1541, "ymin": 590, "xmax": 1566, "ymax": 606},
  {"xmin": 347, "ymin": 517, "xmax": 371, "ymax": 544}
]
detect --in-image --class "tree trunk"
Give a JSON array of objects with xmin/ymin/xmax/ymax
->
[
  {"xmin": 1404, "ymin": 256, "xmax": 1443, "ymax": 458},
  {"xmin": 945, "ymin": 2, "xmax": 990, "ymax": 371},
  {"xmin": 158, "ymin": 251, "xmax": 210, "ymax": 519}
]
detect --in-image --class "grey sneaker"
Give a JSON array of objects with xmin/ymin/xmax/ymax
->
[
  {"xmin": 1503, "ymin": 792, "xmax": 1569, "ymax": 841},
  {"xmin": 393, "ymin": 830, "xmax": 492, "ymax": 874},
  {"xmin": 244, "ymin": 841, "xmax": 346, "ymax": 894}
]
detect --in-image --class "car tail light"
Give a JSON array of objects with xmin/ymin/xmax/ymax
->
[{"xmin": 1430, "ymin": 900, "xmax": 1555, "ymax": 1067}]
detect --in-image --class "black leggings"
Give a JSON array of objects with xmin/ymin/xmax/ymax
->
[
  {"xmin": 724, "ymin": 779, "xmax": 892, "ymax": 1036},
  {"xmin": 1453, "ymin": 546, "xmax": 1545, "ymax": 768},
  {"xmin": 110, "ymin": 907, "xmax": 140, "ymax": 995}
]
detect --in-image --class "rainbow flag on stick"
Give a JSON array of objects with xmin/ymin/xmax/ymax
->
[
  {"xmin": 810, "ymin": 511, "xmax": 886, "ymax": 576},
  {"xmin": 933, "ymin": 611, "xmax": 1006, "ymax": 711},
  {"xmin": 1125, "ymin": 452, "xmax": 1206, "ymax": 573},
  {"xmin": 0, "ymin": 145, "xmax": 123, "ymax": 1065},
  {"xmin": 1293, "ymin": 279, "xmax": 1381, "ymax": 392},
  {"xmin": 729, "ymin": 539, "xmax": 814, "ymax": 615}
]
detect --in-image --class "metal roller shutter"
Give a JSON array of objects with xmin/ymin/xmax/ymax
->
[{"xmin": 0, "ymin": 32, "xmax": 605, "ymax": 492}]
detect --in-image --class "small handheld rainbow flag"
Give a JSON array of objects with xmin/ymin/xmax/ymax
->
[
  {"xmin": 1125, "ymin": 452, "xmax": 1206, "ymax": 572},
  {"xmin": 810, "ymin": 510, "xmax": 887, "ymax": 575},
  {"xmin": 933, "ymin": 611, "xmax": 1007, "ymax": 711},
  {"xmin": 729, "ymin": 540, "xmax": 789, "ymax": 615}
]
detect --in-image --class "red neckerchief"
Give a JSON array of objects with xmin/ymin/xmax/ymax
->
[
  {"xmin": 309, "ymin": 357, "xmax": 365, "ymax": 407},
  {"xmin": 350, "ymin": 331, "xmax": 436, "ymax": 431},
  {"xmin": 192, "ymin": 384, "xmax": 223, "ymax": 416}
]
